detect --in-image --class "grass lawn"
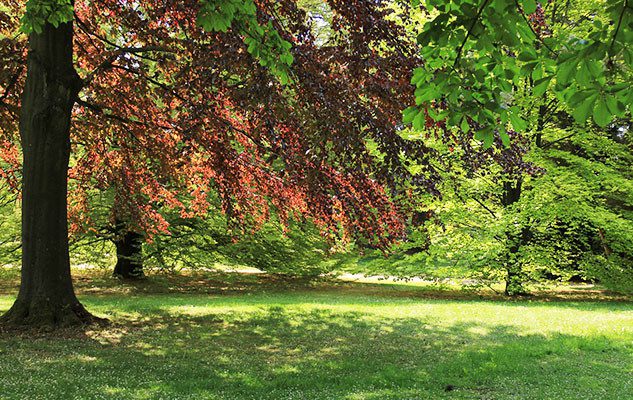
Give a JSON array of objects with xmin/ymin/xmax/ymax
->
[{"xmin": 0, "ymin": 270, "xmax": 632, "ymax": 399}]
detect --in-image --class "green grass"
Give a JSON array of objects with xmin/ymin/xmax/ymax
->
[{"xmin": 0, "ymin": 272, "xmax": 632, "ymax": 399}]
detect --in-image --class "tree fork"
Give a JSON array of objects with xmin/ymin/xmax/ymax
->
[{"xmin": 0, "ymin": 18, "xmax": 101, "ymax": 328}]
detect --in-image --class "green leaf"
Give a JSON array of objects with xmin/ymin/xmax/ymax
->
[
  {"xmin": 585, "ymin": 60, "xmax": 603, "ymax": 78},
  {"xmin": 412, "ymin": 110, "xmax": 426, "ymax": 130},
  {"xmin": 593, "ymin": 99, "xmax": 612, "ymax": 127},
  {"xmin": 572, "ymin": 93, "xmax": 598, "ymax": 124},
  {"xmin": 483, "ymin": 132, "xmax": 494, "ymax": 149},
  {"xmin": 577, "ymin": 61, "xmax": 593, "ymax": 86},
  {"xmin": 533, "ymin": 76, "xmax": 552, "ymax": 97},
  {"xmin": 460, "ymin": 117, "xmax": 470, "ymax": 133},
  {"xmin": 518, "ymin": 49, "xmax": 537, "ymax": 62},
  {"xmin": 557, "ymin": 59, "xmax": 578, "ymax": 86},
  {"xmin": 605, "ymin": 96, "xmax": 625, "ymax": 117},
  {"xmin": 414, "ymin": 86, "xmax": 438, "ymax": 104},
  {"xmin": 403, "ymin": 106, "xmax": 418, "ymax": 124},
  {"xmin": 568, "ymin": 91, "xmax": 587, "ymax": 107},
  {"xmin": 411, "ymin": 68, "xmax": 427, "ymax": 87},
  {"xmin": 474, "ymin": 128, "xmax": 494, "ymax": 149},
  {"xmin": 522, "ymin": 0, "xmax": 537, "ymax": 14},
  {"xmin": 509, "ymin": 112, "xmax": 528, "ymax": 132},
  {"xmin": 499, "ymin": 128, "xmax": 511, "ymax": 147}
]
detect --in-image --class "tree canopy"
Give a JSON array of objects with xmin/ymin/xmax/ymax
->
[
  {"xmin": 0, "ymin": 0, "xmax": 631, "ymax": 329},
  {"xmin": 405, "ymin": 0, "xmax": 632, "ymax": 146}
]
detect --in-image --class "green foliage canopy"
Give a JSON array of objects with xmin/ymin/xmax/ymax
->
[{"xmin": 405, "ymin": 0, "xmax": 632, "ymax": 147}]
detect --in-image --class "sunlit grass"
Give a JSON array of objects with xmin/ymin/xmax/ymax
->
[{"xmin": 0, "ymin": 271, "xmax": 632, "ymax": 399}]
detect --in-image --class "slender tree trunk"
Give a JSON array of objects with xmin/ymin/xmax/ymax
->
[
  {"xmin": 503, "ymin": 100, "xmax": 549, "ymax": 295},
  {"xmin": 501, "ymin": 179, "xmax": 529, "ymax": 296},
  {"xmin": 504, "ymin": 253, "xmax": 528, "ymax": 296},
  {"xmin": 0, "ymin": 20, "xmax": 97, "ymax": 328},
  {"xmin": 113, "ymin": 222, "xmax": 145, "ymax": 279},
  {"xmin": 504, "ymin": 233, "xmax": 531, "ymax": 296},
  {"xmin": 535, "ymin": 103, "xmax": 546, "ymax": 148}
]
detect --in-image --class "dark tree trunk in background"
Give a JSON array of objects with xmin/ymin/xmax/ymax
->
[
  {"xmin": 0, "ymin": 21, "xmax": 98, "ymax": 327},
  {"xmin": 503, "ymin": 102, "xmax": 548, "ymax": 295},
  {"xmin": 501, "ymin": 180, "xmax": 522, "ymax": 207},
  {"xmin": 501, "ymin": 179, "xmax": 529, "ymax": 296},
  {"xmin": 113, "ymin": 222, "xmax": 145, "ymax": 279},
  {"xmin": 535, "ymin": 101, "xmax": 548, "ymax": 149},
  {"xmin": 504, "ymin": 230, "xmax": 531, "ymax": 297}
]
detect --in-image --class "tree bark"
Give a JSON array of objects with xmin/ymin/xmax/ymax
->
[
  {"xmin": 113, "ymin": 222, "xmax": 145, "ymax": 279},
  {"xmin": 501, "ymin": 179, "xmax": 522, "ymax": 208},
  {"xmin": 501, "ymin": 179, "xmax": 530, "ymax": 296},
  {"xmin": 0, "ymin": 20, "xmax": 97, "ymax": 328}
]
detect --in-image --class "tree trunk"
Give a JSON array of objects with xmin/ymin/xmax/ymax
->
[
  {"xmin": 0, "ymin": 20, "xmax": 97, "ymax": 328},
  {"xmin": 501, "ymin": 179, "xmax": 529, "ymax": 296},
  {"xmin": 501, "ymin": 179, "xmax": 522, "ymax": 207},
  {"xmin": 113, "ymin": 224, "xmax": 145, "ymax": 279},
  {"xmin": 504, "ymin": 264, "xmax": 528, "ymax": 296},
  {"xmin": 504, "ymin": 238, "xmax": 531, "ymax": 296}
]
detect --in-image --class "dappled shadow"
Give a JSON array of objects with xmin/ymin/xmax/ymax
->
[
  {"xmin": 72, "ymin": 270, "xmax": 324, "ymax": 296},
  {"xmin": 318, "ymin": 281, "xmax": 633, "ymax": 311},
  {"xmin": 1, "ymin": 304, "xmax": 631, "ymax": 399},
  {"xmin": 1, "ymin": 267, "xmax": 630, "ymax": 310},
  {"xmin": 0, "ymin": 267, "xmax": 326, "ymax": 298}
]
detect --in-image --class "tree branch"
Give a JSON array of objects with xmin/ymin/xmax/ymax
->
[
  {"xmin": 76, "ymin": 98, "xmax": 145, "ymax": 126},
  {"xmin": 609, "ymin": 0, "xmax": 629, "ymax": 51},
  {"xmin": 473, "ymin": 197, "xmax": 497, "ymax": 218},
  {"xmin": 515, "ymin": 0, "xmax": 558, "ymax": 56},
  {"xmin": 454, "ymin": 0, "xmax": 492, "ymax": 68},
  {"xmin": 541, "ymin": 132, "xmax": 575, "ymax": 149}
]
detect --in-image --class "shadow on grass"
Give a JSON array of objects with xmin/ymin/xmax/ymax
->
[
  {"xmin": 1, "ymin": 266, "xmax": 630, "ymax": 310},
  {"xmin": 1, "ymin": 306, "xmax": 631, "ymax": 399}
]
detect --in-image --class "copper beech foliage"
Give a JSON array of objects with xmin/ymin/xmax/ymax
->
[{"xmin": 0, "ymin": 1, "xmax": 438, "ymax": 249}]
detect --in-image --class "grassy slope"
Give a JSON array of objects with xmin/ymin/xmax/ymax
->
[{"xmin": 0, "ymin": 270, "xmax": 631, "ymax": 400}]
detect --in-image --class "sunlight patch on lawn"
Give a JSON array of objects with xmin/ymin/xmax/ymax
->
[{"xmin": 0, "ymin": 296, "xmax": 14, "ymax": 311}]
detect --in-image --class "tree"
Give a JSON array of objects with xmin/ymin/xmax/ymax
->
[
  {"xmin": 345, "ymin": 0, "xmax": 632, "ymax": 294},
  {"xmin": 0, "ymin": 0, "xmax": 435, "ymax": 326},
  {"xmin": 0, "ymin": 0, "xmax": 98, "ymax": 326},
  {"xmin": 62, "ymin": 0, "xmax": 431, "ymax": 278},
  {"xmin": 401, "ymin": 0, "xmax": 632, "ymax": 294}
]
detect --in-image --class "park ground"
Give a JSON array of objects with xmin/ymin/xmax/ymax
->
[{"xmin": 0, "ymin": 268, "xmax": 632, "ymax": 400}]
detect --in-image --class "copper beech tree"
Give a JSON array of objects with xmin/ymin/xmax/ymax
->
[{"xmin": 0, "ymin": 0, "xmax": 436, "ymax": 327}]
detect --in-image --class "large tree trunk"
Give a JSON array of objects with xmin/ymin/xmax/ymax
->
[
  {"xmin": 0, "ymin": 20, "xmax": 97, "ymax": 328},
  {"xmin": 113, "ymin": 222, "xmax": 145, "ymax": 279}
]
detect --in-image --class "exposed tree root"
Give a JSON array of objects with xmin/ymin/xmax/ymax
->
[{"xmin": 0, "ymin": 299, "xmax": 108, "ymax": 332}]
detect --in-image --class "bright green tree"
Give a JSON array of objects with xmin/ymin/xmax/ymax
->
[{"xmin": 405, "ymin": 0, "xmax": 632, "ymax": 145}]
